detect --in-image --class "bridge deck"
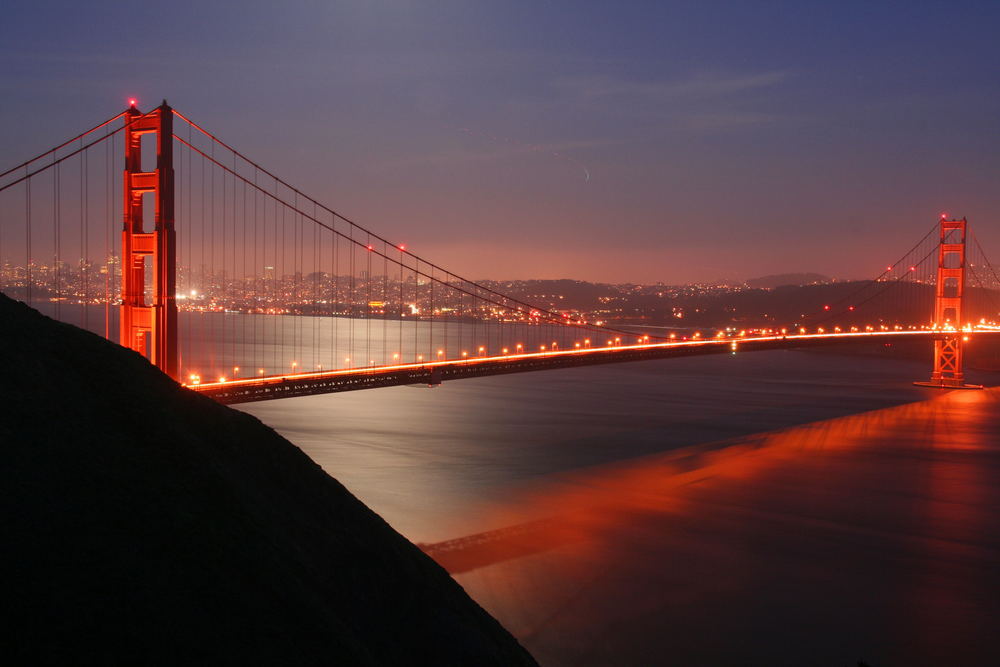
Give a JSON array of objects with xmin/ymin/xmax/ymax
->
[{"xmin": 188, "ymin": 329, "xmax": 996, "ymax": 404}]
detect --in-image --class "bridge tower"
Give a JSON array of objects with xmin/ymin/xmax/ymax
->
[
  {"xmin": 120, "ymin": 101, "xmax": 177, "ymax": 379},
  {"xmin": 915, "ymin": 216, "xmax": 981, "ymax": 389}
]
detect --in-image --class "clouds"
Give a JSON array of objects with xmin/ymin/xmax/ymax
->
[{"xmin": 557, "ymin": 70, "xmax": 789, "ymax": 101}]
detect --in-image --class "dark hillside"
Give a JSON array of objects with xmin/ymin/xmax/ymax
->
[{"xmin": 0, "ymin": 293, "xmax": 536, "ymax": 666}]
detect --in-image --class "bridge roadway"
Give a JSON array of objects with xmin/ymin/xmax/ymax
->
[{"xmin": 187, "ymin": 327, "xmax": 1000, "ymax": 404}]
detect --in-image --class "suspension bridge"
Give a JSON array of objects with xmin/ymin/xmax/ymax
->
[{"xmin": 2, "ymin": 100, "xmax": 999, "ymax": 404}]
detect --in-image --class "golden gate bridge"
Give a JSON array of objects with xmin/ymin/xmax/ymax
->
[{"xmin": 2, "ymin": 100, "xmax": 1000, "ymax": 403}]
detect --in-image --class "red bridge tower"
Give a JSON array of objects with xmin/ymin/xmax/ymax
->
[
  {"xmin": 915, "ymin": 216, "xmax": 981, "ymax": 389},
  {"xmin": 120, "ymin": 101, "xmax": 177, "ymax": 379}
]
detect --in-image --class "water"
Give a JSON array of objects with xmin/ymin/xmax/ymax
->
[
  {"xmin": 236, "ymin": 346, "xmax": 993, "ymax": 542},
  {"xmin": 236, "ymin": 342, "xmax": 1000, "ymax": 666},
  {"xmin": 25, "ymin": 303, "xmax": 590, "ymax": 380}
]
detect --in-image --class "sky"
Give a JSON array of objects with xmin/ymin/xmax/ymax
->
[{"xmin": 1, "ymin": 0, "xmax": 998, "ymax": 283}]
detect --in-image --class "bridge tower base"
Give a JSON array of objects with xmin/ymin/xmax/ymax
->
[
  {"xmin": 120, "ymin": 101, "xmax": 177, "ymax": 380},
  {"xmin": 914, "ymin": 216, "xmax": 982, "ymax": 390}
]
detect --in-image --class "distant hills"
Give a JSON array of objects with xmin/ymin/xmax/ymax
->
[
  {"xmin": 744, "ymin": 273, "xmax": 831, "ymax": 289},
  {"xmin": 479, "ymin": 277, "xmax": 999, "ymax": 330}
]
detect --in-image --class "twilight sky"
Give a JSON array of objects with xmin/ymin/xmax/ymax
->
[{"xmin": 1, "ymin": 1, "xmax": 998, "ymax": 283}]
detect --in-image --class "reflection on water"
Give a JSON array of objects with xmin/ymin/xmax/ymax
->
[
  {"xmin": 239, "ymin": 349, "xmax": 950, "ymax": 540},
  {"xmin": 238, "ymin": 349, "xmax": 1000, "ymax": 666},
  {"xmin": 450, "ymin": 388, "xmax": 1000, "ymax": 667}
]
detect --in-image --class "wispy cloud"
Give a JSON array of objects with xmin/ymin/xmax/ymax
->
[
  {"xmin": 377, "ymin": 137, "xmax": 616, "ymax": 172},
  {"xmin": 557, "ymin": 70, "xmax": 790, "ymax": 101}
]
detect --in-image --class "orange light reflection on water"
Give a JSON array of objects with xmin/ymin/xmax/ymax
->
[{"xmin": 434, "ymin": 388, "xmax": 1000, "ymax": 665}]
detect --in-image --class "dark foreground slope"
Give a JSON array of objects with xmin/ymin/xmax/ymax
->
[{"xmin": 0, "ymin": 294, "xmax": 537, "ymax": 666}]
